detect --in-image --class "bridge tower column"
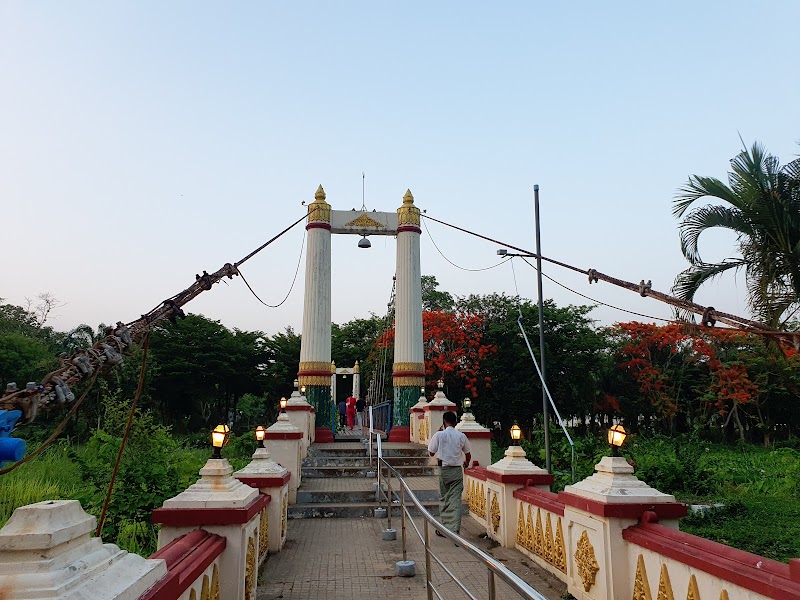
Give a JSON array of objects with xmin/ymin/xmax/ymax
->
[
  {"xmin": 298, "ymin": 185, "xmax": 335, "ymax": 443},
  {"xmin": 389, "ymin": 190, "xmax": 425, "ymax": 441}
]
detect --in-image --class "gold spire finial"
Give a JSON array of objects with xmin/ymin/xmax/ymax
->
[
  {"xmin": 397, "ymin": 189, "xmax": 420, "ymax": 226},
  {"xmin": 308, "ymin": 184, "xmax": 331, "ymax": 223},
  {"xmin": 354, "ymin": 360, "xmax": 359, "ymax": 373}
]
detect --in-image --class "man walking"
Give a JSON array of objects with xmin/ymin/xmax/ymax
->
[
  {"xmin": 355, "ymin": 394, "xmax": 366, "ymax": 432},
  {"xmin": 427, "ymin": 411, "xmax": 471, "ymax": 535}
]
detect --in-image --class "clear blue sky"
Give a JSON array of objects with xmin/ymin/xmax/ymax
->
[{"xmin": 2, "ymin": 2, "xmax": 798, "ymax": 335}]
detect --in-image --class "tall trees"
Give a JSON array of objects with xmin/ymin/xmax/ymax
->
[{"xmin": 673, "ymin": 142, "xmax": 800, "ymax": 327}]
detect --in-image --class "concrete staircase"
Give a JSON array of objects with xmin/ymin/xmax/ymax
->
[{"xmin": 289, "ymin": 441, "xmax": 440, "ymax": 519}]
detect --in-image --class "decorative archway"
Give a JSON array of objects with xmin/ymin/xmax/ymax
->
[{"xmin": 297, "ymin": 186, "xmax": 424, "ymax": 442}]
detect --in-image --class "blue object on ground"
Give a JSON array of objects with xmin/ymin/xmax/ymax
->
[{"xmin": 0, "ymin": 410, "xmax": 26, "ymax": 464}]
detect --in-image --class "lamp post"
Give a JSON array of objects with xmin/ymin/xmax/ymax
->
[
  {"xmin": 211, "ymin": 424, "xmax": 229, "ymax": 459},
  {"xmin": 607, "ymin": 424, "xmax": 627, "ymax": 457},
  {"xmin": 437, "ymin": 379, "xmax": 444, "ymax": 391},
  {"xmin": 255, "ymin": 425, "xmax": 266, "ymax": 448},
  {"xmin": 463, "ymin": 397, "xmax": 472, "ymax": 413},
  {"xmin": 301, "ymin": 385, "xmax": 306, "ymax": 395},
  {"xmin": 280, "ymin": 397, "xmax": 288, "ymax": 413},
  {"xmin": 510, "ymin": 422, "xmax": 522, "ymax": 445},
  {"xmin": 293, "ymin": 379, "xmax": 299, "ymax": 391}
]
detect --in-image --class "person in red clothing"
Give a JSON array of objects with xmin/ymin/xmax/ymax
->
[{"xmin": 345, "ymin": 395, "xmax": 357, "ymax": 430}]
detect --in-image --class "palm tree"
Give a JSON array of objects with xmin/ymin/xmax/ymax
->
[{"xmin": 672, "ymin": 141, "xmax": 800, "ymax": 328}]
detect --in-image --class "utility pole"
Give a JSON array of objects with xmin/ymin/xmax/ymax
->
[{"xmin": 534, "ymin": 184, "xmax": 550, "ymax": 473}]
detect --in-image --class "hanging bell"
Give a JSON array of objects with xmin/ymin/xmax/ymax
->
[{"xmin": 358, "ymin": 236, "xmax": 371, "ymax": 249}]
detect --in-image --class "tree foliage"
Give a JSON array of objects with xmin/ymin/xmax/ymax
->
[{"xmin": 673, "ymin": 141, "xmax": 800, "ymax": 327}]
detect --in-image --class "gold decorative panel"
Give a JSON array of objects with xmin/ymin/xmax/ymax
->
[
  {"xmin": 245, "ymin": 536, "xmax": 256, "ymax": 600},
  {"xmin": 515, "ymin": 504, "xmax": 565, "ymax": 574},
  {"xmin": 534, "ymin": 509, "xmax": 544, "ymax": 555},
  {"xmin": 259, "ymin": 509, "xmax": 269, "ymax": 558},
  {"xmin": 419, "ymin": 417, "xmax": 427, "ymax": 441},
  {"xmin": 201, "ymin": 574, "xmax": 209, "ymax": 600},
  {"xmin": 632, "ymin": 554, "xmax": 653, "ymax": 600},
  {"xmin": 211, "ymin": 565, "xmax": 220, "ymax": 600},
  {"xmin": 345, "ymin": 213, "xmax": 386, "ymax": 228},
  {"xmin": 575, "ymin": 530, "xmax": 600, "ymax": 593},
  {"xmin": 657, "ymin": 564, "xmax": 675, "ymax": 600},
  {"xmin": 553, "ymin": 517, "xmax": 566, "ymax": 572},
  {"xmin": 544, "ymin": 513, "xmax": 554, "ymax": 563},
  {"xmin": 686, "ymin": 575, "xmax": 701, "ymax": 600},
  {"xmin": 490, "ymin": 492, "xmax": 500, "ymax": 533}
]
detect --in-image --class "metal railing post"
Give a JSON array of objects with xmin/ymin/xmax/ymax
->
[
  {"xmin": 376, "ymin": 447, "xmax": 382, "ymax": 509},
  {"xmin": 386, "ymin": 461, "xmax": 392, "ymax": 530},
  {"xmin": 401, "ymin": 488, "xmax": 407, "ymax": 562},
  {"xmin": 424, "ymin": 519, "xmax": 433, "ymax": 600},
  {"xmin": 488, "ymin": 570, "xmax": 497, "ymax": 600}
]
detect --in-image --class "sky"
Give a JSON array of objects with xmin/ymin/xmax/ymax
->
[{"xmin": 2, "ymin": 2, "xmax": 799, "ymax": 337}]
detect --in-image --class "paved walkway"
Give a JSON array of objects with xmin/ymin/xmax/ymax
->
[{"xmin": 257, "ymin": 513, "xmax": 567, "ymax": 599}]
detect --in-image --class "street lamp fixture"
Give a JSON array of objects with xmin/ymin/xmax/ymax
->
[
  {"xmin": 211, "ymin": 424, "xmax": 230, "ymax": 459},
  {"xmin": 463, "ymin": 398, "xmax": 472, "ymax": 411},
  {"xmin": 293, "ymin": 379, "xmax": 299, "ymax": 390},
  {"xmin": 510, "ymin": 422, "xmax": 522, "ymax": 444},
  {"xmin": 437, "ymin": 379, "xmax": 444, "ymax": 390},
  {"xmin": 255, "ymin": 425, "xmax": 266, "ymax": 447},
  {"xmin": 607, "ymin": 424, "xmax": 627, "ymax": 456},
  {"xmin": 280, "ymin": 397, "xmax": 288, "ymax": 413},
  {"xmin": 301, "ymin": 385, "xmax": 306, "ymax": 394}
]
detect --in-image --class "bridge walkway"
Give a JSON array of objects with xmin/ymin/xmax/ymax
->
[{"xmin": 257, "ymin": 497, "xmax": 567, "ymax": 600}]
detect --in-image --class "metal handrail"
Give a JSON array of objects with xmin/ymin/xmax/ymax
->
[{"xmin": 371, "ymin": 432, "xmax": 549, "ymax": 600}]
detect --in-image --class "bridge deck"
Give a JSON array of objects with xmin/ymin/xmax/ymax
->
[{"xmin": 257, "ymin": 511, "xmax": 567, "ymax": 599}]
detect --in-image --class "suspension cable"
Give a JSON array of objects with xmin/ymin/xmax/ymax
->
[
  {"xmin": 421, "ymin": 213, "xmax": 792, "ymax": 340},
  {"xmin": 239, "ymin": 228, "xmax": 306, "ymax": 308}
]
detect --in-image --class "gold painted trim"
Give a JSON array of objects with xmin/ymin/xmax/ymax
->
[
  {"xmin": 657, "ymin": 564, "xmax": 675, "ymax": 600},
  {"xmin": 259, "ymin": 509, "xmax": 269, "ymax": 558},
  {"xmin": 553, "ymin": 517, "xmax": 566, "ymax": 573},
  {"xmin": 393, "ymin": 361, "xmax": 425, "ymax": 373},
  {"xmin": 298, "ymin": 375, "xmax": 332, "ymax": 386},
  {"xmin": 393, "ymin": 375, "xmax": 425, "ymax": 386},
  {"xmin": 345, "ymin": 213, "xmax": 386, "ymax": 228},
  {"xmin": 575, "ymin": 530, "xmax": 600, "ymax": 593},
  {"xmin": 299, "ymin": 361, "xmax": 333, "ymax": 371},
  {"xmin": 211, "ymin": 565, "xmax": 219, "ymax": 600},
  {"xmin": 632, "ymin": 554, "xmax": 653, "ymax": 600},
  {"xmin": 686, "ymin": 575, "xmax": 701, "ymax": 600},
  {"xmin": 244, "ymin": 536, "xmax": 256, "ymax": 600},
  {"xmin": 201, "ymin": 575, "xmax": 209, "ymax": 600},
  {"xmin": 490, "ymin": 492, "xmax": 500, "ymax": 533}
]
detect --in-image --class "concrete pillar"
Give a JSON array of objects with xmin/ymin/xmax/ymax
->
[
  {"xmin": 484, "ymin": 445, "xmax": 553, "ymax": 547},
  {"xmin": 410, "ymin": 389, "xmax": 427, "ymax": 443},
  {"xmin": 390, "ymin": 190, "xmax": 424, "ymax": 441},
  {"xmin": 560, "ymin": 456, "xmax": 687, "ymax": 600},
  {"xmin": 0, "ymin": 500, "xmax": 166, "ymax": 599},
  {"xmin": 352, "ymin": 360, "xmax": 360, "ymax": 397},
  {"xmin": 286, "ymin": 385, "xmax": 314, "ymax": 459},
  {"xmin": 264, "ymin": 412, "xmax": 303, "ymax": 504},
  {"xmin": 455, "ymin": 410, "xmax": 493, "ymax": 468},
  {"xmin": 298, "ymin": 184, "xmax": 334, "ymax": 443},
  {"xmin": 421, "ymin": 384, "xmax": 456, "ymax": 445},
  {"xmin": 152, "ymin": 458, "xmax": 269, "ymax": 600},
  {"xmin": 234, "ymin": 446, "xmax": 291, "ymax": 557}
]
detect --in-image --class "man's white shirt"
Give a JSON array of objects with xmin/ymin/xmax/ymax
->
[{"xmin": 428, "ymin": 426, "xmax": 472, "ymax": 467}]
